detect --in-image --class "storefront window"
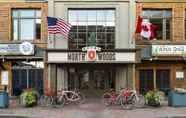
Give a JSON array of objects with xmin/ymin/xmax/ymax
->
[
  {"xmin": 142, "ymin": 9, "xmax": 172, "ymax": 40},
  {"xmin": 139, "ymin": 69, "xmax": 170, "ymax": 95},
  {"xmin": 68, "ymin": 9, "xmax": 115, "ymax": 49},
  {"xmin": 12, "ymin": 9, "xmax": 41, "ymax": 41}
]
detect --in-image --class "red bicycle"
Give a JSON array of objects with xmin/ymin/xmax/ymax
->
[{"xmin": 102, "ymin": 88, "xmax": 144, "ymax": 109}]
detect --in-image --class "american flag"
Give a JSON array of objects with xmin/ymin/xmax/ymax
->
[{"xmin": 47, "ymin": 17, "xmax": 72, "ymax": 39}]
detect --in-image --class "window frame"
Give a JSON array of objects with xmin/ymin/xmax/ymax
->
[
  {"xmin": 12, "ymin": 9, "xmax": 41, "ymax": 41},
  {"xmin": 68, "ymin": 8, "xmax": 116, "ymax": 50},
  {"xmin": 142, "ymin": 9, "xmax": 172, "ymax": 41}
]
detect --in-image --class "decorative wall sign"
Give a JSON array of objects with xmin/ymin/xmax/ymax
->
[
  {"xmin": 0, "ymin": 42, "xmax": 34, "ymax": 55},
  {"xmin": 176, "ymin": 71, "xmax": 184, "ymax": 79},
  {"xmin": 48, "ymin": 52, "xmax": 135, "ymax": 63},
  {"xmin": 152, "ymin": 45, "xmax": 186, "ymax": 56},
  {"xmin": 1, "ymin": 71, "xmax": 9, "ymax": 85},
  {"xmin": 19, "ymin": 42, "xmax": 34, "ymax": 55}
]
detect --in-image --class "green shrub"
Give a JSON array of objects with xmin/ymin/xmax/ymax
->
[
  {"xmin": 20, "ymin": 89, "xmax": 38, "ymax": 107},
  {"xmin": 144, "ymin": 90, "xmax": 164, "ymax": 107}
]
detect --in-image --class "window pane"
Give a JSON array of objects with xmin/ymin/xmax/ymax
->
[
  {"xmin": 69, "ymin": 10, "xmax": 78, "ymax": 22},
  {"xmin": 13, "ymin": 10, "xmax": 18, "ymax": 18},
  {"xmin": 106, "ymin": 22, "xmax": 115, "ymax": 26},
  {"xmin": 150, "ymin": 19, "xmax": 163, "ymax": 39},
  {"xmin": 143, "ymin": 10, "xmax": 162, "ymax": 17},
  {"xmin": 13, "ymin": 19, "xmax": 18, "ymax": 40},
  {"xmin": 20, "ymin": 10, "xmax": 35, "ymax": 17},
  {"xmin": 106, "ymin": 26, "xmax": 115, "ymax": 32},
  {"xmin": 106, "ymin": 10, "xmax": 115, "ymax": 21},
  {"xmin": 78, "ymin": 10, "xmax": 87, "ymax": 21},
  {"xmin": 20, "ymin": 19, "xmax": 34, "ymax": 40},
  {"xmin": 88, "ymin": 21, "xmax": 96, "ymax": 26},
  {"xmin": 36, "ymin": 19, "xmax": 41, "ymax": 39},
  {"xmin": 78, "ymin": 32, "xmax": 86, "ymax": 43},
  {"xmin": 163, "ymin": 11, "xmax": 172, "ymax": 18},
  {"xmin": 88, "ymin": 10, "xmax": 96, "ymax": 21},
  {"xmin": 97, "ymin": 25, "xmax": 105, "ymax": 32},
  {"xmin": 36, "ymin": 10, "xmax": 41, "ymax": 17},
  {"xmin": 88, "ymin": 26, "xmax": 96, "ymax": 32},
  {"xmin": 79, "ymin": 21, "xmax": 87, "ymax": 26},
  {"xmin": 78, "ymin": 26, "xmax": 87, "ymax": 32},
  {"xmin": 97, "ymin": 33, "xmax": 105, "ymax": 44},
  {"xmin": 150, "ymin": 10, "xmax": 162, "ymax": 17},
  {"xmin": 106, "ymin": 33, "xmax": 115, "ymax": 43},
  {"xmin": 97, "ymin": 10, "xmax": 105, "ymax": 21},
  {"xmin": 70, "ymin": 26, "xmax": 78, "ymax": 32}
]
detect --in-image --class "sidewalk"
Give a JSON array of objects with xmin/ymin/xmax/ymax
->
[{"xmin": 0, "ymin": 99, "xmax": 186, "ymax": 118}]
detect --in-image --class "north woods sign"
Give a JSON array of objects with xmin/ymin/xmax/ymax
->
[
  {"xmin": 47, "ymin": 51, "xmax": 136, "ymax": 63},
  {"xmin": 68, "ymin": 52, "xmax": 116, "ymax": 61}
]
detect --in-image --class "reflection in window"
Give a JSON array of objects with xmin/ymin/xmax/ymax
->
[
  {"xmin": 68, "ymin": 9, "xmax": 115, "ymax": 49},
  {"xmin": 12, "ymin": 9, "xmax": 41, "ymax": 41},
  {"xmin": 142, "ymin": 9, "xmax": 172, "ymax": 40}
]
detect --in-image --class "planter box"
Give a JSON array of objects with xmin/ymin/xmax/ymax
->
[{"xmin": 168, "ymin": 91, "xmax": 186, "ymax": 107}]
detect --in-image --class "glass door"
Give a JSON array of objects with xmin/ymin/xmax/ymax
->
[
  {"xmin": 156, "ymin": 69, "xmax": 170, "ymax": 95},
  {"xmin": 68, "ymin": 68, "xmax": 115, "ymax": 98},
  {"xmin": 139, "ymin": 69, "xmax": 154, "ymax": 94}
]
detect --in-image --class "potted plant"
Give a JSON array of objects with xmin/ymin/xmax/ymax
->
[
  {"xmin": 20, "ymin": 89, "xmax": 38, "ymax": 107},
  {"xmin": 144, "ymin": 90, "xmax": 164, "ymax": 107}
]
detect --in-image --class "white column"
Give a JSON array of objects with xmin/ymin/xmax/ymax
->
[
  {"xmin": 48, "ymin": 0, "xmax": 55, "ymax": 48},
  {"xmin": 129, "ymin": 0, "xmax": 136, "ymax": 48}
]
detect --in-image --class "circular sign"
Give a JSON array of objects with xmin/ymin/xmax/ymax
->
[
  {"xmin": 87, "ymin": 50, "xmax": 96, "ymax": 61},
  {"xmin": 19, "ymin": 42, "xmax": 34, "ymax": 55}
]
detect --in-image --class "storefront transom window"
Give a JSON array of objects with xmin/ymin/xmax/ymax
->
[{"xmin": 68, "ymin": 9, "xmax": 115, "ymax": 49}]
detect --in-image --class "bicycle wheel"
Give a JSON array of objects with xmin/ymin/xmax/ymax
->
[
  {"xmin": 136, "ymin": 95, "xmax": 145, "ymax": 107},
  {"xmin": 120, "ymin": 95, "xmax": 137, "ymax": 110},
  {"xmin": 45, "ymin": 96, "xmax": 54, "ymax": 106},
  {"xmin": 57, "ymin": 96, "xmax": 66, "ymax": 107},
  {"xmin": 102, "ymin": 93, "xmax": 112, "ymax": 106},
  {"xmin": 38, "ymin": 95, "xmax": 45, "ymax": 106},
  {"xmin": 76, "ymin": 93, "xmax": 85, "ymax": 104}
]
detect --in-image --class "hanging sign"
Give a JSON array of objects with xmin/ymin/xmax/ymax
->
[
  {"xmin": 152, "ymin": 45, "xmax": 186, "ymax": 56},
  {"xmin": 0, "ymin": 42, "xmax": 34, "ymax": 55}
]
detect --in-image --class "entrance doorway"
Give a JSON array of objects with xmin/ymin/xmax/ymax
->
[
  {"xmin": 139, "ymin": 69, "xmax": 154, "ymax": 94},
  {"xmin": 12, "ymin": 62, "xmax": 43, "ymax": 96},
  {"xmin": 68, "ymin": 68, "xmax": 115, "ymax": 98}
]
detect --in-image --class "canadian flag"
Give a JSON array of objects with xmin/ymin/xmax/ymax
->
[{"xmin": 135, "ymin": 16, "xmax": 157, "ymax": 39}]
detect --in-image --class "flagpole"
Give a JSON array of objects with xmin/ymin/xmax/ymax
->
[{"xmin": 48, "ymin": 33, "xmax": 55, "ymax": 48}]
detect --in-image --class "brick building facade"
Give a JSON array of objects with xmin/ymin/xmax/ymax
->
[
  {"xmin": 136, "ymin": 0, "xmax": 186, "ymax": 95},
  {"xmin": 0, "ymin": 1, "xmax": 47, "ymax": 95}
]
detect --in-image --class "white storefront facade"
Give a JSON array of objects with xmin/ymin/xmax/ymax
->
[{"xmin": 45, "ymin": 0, "xmax": 138, "ymax": 98}]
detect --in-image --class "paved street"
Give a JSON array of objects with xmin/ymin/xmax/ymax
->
[{"xmin": 0, "ymin": 99, "xmax": 186, "ymax": 118}]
